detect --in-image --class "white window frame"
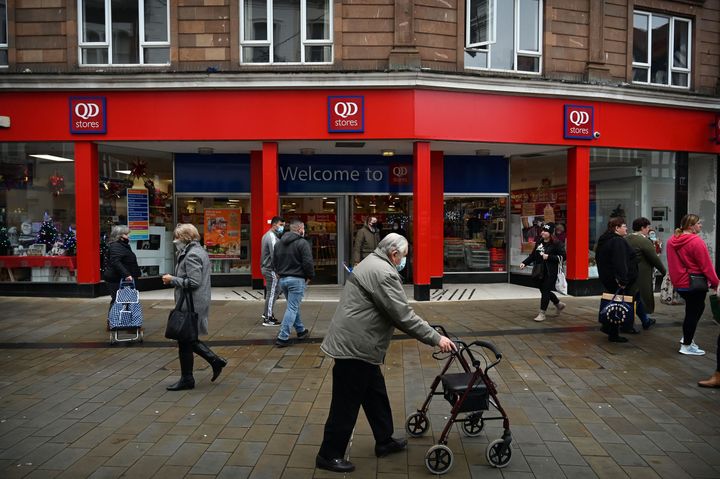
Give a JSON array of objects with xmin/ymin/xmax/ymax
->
[
  {"xmin": 465, "ymin": 0, "xmax": 497, "ymax": 49},
  {"xmin": 240, "ymin": 0, "xmax": 333, "ymax": 65},
  {"xmin": 77, "ymin": 0, "xmax": 170, "ymax": 67},
  {"xmin": 0, "ymin": 0, "xmax": 7, "ymax": 67},
  {"xmin": 632, "ymin": 10, "xmax": 692, "ymax": 89},
  {"xmin": 465, "ymin": 0, "xmax": 543, "ymax": 75}
]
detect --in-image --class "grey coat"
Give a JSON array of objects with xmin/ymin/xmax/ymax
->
[
  {"xmin": 321, "ymin": 248, "xmax": 441, "ymax": 365},
  {"xmin": 626, "ymin": 233, "xmax": 666, "ymax": 314},
  {"xmin": 352, "ymin": 225, "xmax": 380, "ymax": 264},
  {"xmin": 170, "ymin": 241, "xmax": 211, "ymax": 336}
]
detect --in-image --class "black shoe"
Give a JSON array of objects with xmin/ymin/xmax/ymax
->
[
  {"xmin": 620, "ymin": 327, "xmax": 640, "ymax": 335},
  {"xmin": 608, "ymin": 335, "xmax": 629, "ymax": 343},
  {"xmin": 166, "ymin": 375, "xmax": 195, "ymax": 391},
  {"xmin": 642, "ymin": 318, "xmax": 657, "ymax": 330},
  {"xmin": 297, "ymin": 329, "xmax": 310, "ymax": 340},
  {"xmin": 315, "ymin": 455, "xmax": 355, "ymax": 473},
  {"xmin": 375, "ymin": 437, "xmax": 408, "ymax": 457},
  {"xmin": 192, "ymin": 342, "xmax": 227, "ymax": 382},
  {"xmin": 275, "ymin": 338, "xmax": 290, "ymax": 348}
]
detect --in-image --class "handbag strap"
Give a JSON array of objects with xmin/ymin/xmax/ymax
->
[{"xmin": 184, "ymin": 287, "xmax": 195, "ymax": 312}]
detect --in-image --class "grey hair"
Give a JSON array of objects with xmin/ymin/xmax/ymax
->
[
  {"xmin": 109, "ymin": 225, "xmax": 130, "ymax": 242},
  {"xmin": 174, "ymin": 223, "xmax": 201, "ymax": 242},
  {"xmin": 377, "ymin": 233, "xmax": 409, "ymax": 256}
]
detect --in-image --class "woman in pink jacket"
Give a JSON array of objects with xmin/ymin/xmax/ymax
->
[{"xmin": 666, "ymin": 215, "xmax": 719, "ymax": 372}]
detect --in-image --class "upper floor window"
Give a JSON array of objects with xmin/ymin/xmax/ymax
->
[
  {"xmin": 633, "ymin": 11, "xmax": 691, "ymax": 88},
  {"xmin": 0, "ymin": 0, "xmax": 7, "ymax": 67},
  {"xmin": 465, "ymin": 0, "xmax": 542, "ymax": 73},
  {"xmin": 78, "ymin": 0, "xmax": 169, "ymax": 66},
  {"xmin": 240, "ymin": 0, "xmax": 332, "ymax": 64}
]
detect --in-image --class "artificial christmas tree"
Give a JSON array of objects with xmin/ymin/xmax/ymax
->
[
  {"xmin": 35, "ymin": 214, "xmax": 59, "ymax": 252},
  {"xmin": 0, "ymin": 227, "xmax": 10, "ymax": 255},
  {"xmin": 62, "ymin": 228, "xmax": 77, "ymax": 256}
]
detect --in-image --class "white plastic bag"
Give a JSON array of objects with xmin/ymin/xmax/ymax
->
[{"xmin": 555, "ymin": 258, "xmax": 568, "ymax": 295}]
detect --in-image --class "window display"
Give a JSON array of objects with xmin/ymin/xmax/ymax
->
[
  {"xmin": 444, "ymin": 197, "xmax": 507, "ymax": 273},
  {"xmin": 0, "ymin": 142, "xmax": 77, "ymax": 282},
  {"xmin": 178, "ymin": 197, "xmax": 250, "ymax": 274}
]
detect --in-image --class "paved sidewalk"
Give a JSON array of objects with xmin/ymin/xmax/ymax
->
[{"xmin": 0, "ymin": 291, "xmax": 719, "ymax": 479}]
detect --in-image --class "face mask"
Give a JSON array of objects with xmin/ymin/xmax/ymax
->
[
  {"xmin": 396, "ymin": 255, "xmax": 407, "ymax": 272},
  {"xmin": 276, "ymin": 226, "xmax": 284, "ymax": 234},
  {"xmin": 648, "ymin": 232, "xmax": 657, "ymax": 241},
  {"xmin": 120, "ymin": 237, "xmax": 130, "ymax": 244},
  {"xmin": 173, "ymin": 239, "xmax": 186, "ymax": 251}
]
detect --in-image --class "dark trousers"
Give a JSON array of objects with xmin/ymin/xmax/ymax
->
[
  {"xmin": 178, "ymin": 341, "xmax": 195, "ymax": 376},
  {"xmin": 318, "ymin": 359, "xmax": 394, "ymax": 460},
  {"xmin": 537, "ymin": 276, "xmax": 559, "ymax": 311},
  {"xmin": 678, "ymin": 289, "xmax": 707, "ymax": 345}
]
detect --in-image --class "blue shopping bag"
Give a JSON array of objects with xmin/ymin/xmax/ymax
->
[
  {"xmin": 115, "ymin": 279, "xmax": 140, "ymax": 304},
  {"xmin": 108, "ymin": 302, "xmax": 143, "ymax": 329}
]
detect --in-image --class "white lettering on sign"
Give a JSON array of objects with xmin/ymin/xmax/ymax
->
[
  {"xmin": 569, "ymin": 110, "xmax": 589, "ymax": 126},
  {"xmin": 333, "ymin": 102, "xmax": 358, "ymax": 118},
  {"xmin": 74, "ymin": 103, "xmax": 100, "ymax": 120},
  {"xmin": 280, "ymin": 166, "xmax": 385, "ymax": 182}
]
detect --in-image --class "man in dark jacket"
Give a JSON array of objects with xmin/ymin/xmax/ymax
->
[
  {"xmin": 272, "ymin": 218, "xmax": 314, "ymax": 347},
  {"xmin": 595, "ymin": 217, "xmax": 638, "ymax": 342},
  {"xmin": 104, "ymin": 225, "xmax": 141, "ymax": 308},
  {"xmin": 352, "ymin": 216, "xmax": 379, "ymax": 265}
]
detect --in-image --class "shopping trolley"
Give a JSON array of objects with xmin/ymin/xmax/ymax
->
[
  {"xmin": 107, "ymin": 279, "xmax": 144, "ymax": 345},
  {"xmin": 405, "ymin": 325, "xmax": 512, "ymax": 475}
]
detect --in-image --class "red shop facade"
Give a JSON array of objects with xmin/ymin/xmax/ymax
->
[{"xmin": 0, "ymin": 83, "xmax": 718, "ymax": 299}]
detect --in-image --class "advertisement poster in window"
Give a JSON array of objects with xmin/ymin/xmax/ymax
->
[
  {"xmin": 204, "ymin": 209, "xmax": 241, "ymax": 255},
  {"xmin": 127, "ymin": 188, "xmax": 150, "ymax": 241}
]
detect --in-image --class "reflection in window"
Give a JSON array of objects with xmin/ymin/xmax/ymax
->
[
  {"xmin": 241, "ymin": 0, "xmax": 332, "ymax": 64},
  {"xmin": 632, "ymin": 10, "xmax": 690, "ymax": 88},
  {"xmin": 79, "ymin": 0, "xmax": 169, "ymax": 65},
  {"xmin": 465, "ymin": 0, "xmax": 541, "ymax": 73}
]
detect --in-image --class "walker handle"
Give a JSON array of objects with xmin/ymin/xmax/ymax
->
[
  {"xmin": 470, "ymin": 340, "xmax": 502, "ymax": 361},
  {"xmin": 431, "ymin": 324, "xmax": 449, "ymax": 337}
]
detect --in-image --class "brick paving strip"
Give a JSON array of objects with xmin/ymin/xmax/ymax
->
[{"xmin": 0, "ymin": 296, "xmax": 718, "ymax": 478}]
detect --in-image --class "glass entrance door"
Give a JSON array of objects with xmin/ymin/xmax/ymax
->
[{"xmin": 280, "ymin": 196, "xmax": 344, "ymax": 284}]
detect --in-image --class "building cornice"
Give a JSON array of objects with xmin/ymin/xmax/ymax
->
[{"xmin": 1, "ymin": 71, "xmax": 718, "ymax": 111}]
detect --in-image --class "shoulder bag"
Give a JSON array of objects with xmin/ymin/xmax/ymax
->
[
  {"xmin": 165, "ymin": 287, "xmax": 199, "ymax": 342},
  {"xmin": 676, "ymin": 246, "xmax": 708, "ymax": 293}
]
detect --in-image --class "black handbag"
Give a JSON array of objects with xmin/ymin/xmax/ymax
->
[
  {"xmin": 531, "ymin": 262, "xmax": 545, "ymax": 280},
  {"xmin": 165, "ymin": 288, "xmax": 198, "ymax": 342},
  {"xmin": 677, "ymin": 247, "xmax": 708, "ymax": 293}
]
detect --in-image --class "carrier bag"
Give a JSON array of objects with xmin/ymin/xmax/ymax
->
[
  {"xmin": 599, "ymin": 290, "xmax": 634, "ymax": 326},
  {"xmin": 115, "ymin": 279, "xmax": 140, "ymax": 304},
  {"xmin": 165, "ymin": 288, "xmax": 198, "ymax": 342},
  {"xmin": 555, "ymin": 258, "xmax": 568, "ymax": 295},
  {"xmin": 108, "ymin": 301, "xmax": 143, "ymax": 329}
]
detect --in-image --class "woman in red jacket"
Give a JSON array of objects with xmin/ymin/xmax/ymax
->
[{"xmin": 666, "ymin": 214, "xmax": 719, "ymax": 363}]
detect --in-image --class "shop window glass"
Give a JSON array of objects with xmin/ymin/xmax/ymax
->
[
  {"xmin": 632, "ymin": 11, "xmax": 691, "ymax": 88},
  {"xmin": 240, "ymin": 0, "xmax": 332, "ymax": 64},
  {"xmin": 509, "ymin": 153, "xmax": 567, "ymax": 276},
  {"xmin": 444, "ymin": 197, "xmax": 507, "ymax": 273},
  {"xmin": 0, "ymin": 143, "xmax": 77, "ymax": 283},
  {"xmin": 589, "ymin": 149, "xmax": 676, "ymax": 278},
  {"xmin": 99, "ymin": 148, "xmax": 174, "ymax": 278},
  {"xmin": 465, "ymin": 0, "xmax": 541, "ymax": 73},
  {"xmin": 177, "ymin": 197, "xmax": 250, "ymax": 274},
  {"xmin": 79, "ymin": 0, "xmax": 169, "ymax": 66},
  {"xmin": 0, "ymin": 0, "xmax": 7, "ymax": 66}
]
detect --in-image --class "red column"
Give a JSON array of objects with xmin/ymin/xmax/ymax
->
[
  {"xmin": 430, "ymin": 150, "xmax": 444, "ymax": 288},
  {"xmin": 74, "ymin": 142, "xmax": 100, "ymax": 284},
  {"xmin": 567, "ymin": 146, "xmax": 590, "ymax": 280},
  {"xmin": 250, "ymin": 143, "xmax": 279, "ymax": 289},
  {"xmin": 413, "ymin": 142, "xmax": 432, "ymax": 300}
]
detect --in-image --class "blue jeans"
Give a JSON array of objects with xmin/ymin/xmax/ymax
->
[{"xmin": 278, "ymin": 276, "xmax": 307, "ymax": 341}]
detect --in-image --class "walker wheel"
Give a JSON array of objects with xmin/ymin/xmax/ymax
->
[
  {"xmin": 405, "ymin": 412, "xmax": 429, "ymax": 437},
  {"xmin": 425, "ymin": 444, "xmax": 453, "ymax": 475},
  {"xmin": 462, "ymin": 413, "xmax": 484, "ymax": 437},
  {"xmin": 486, "ymin": 438, "xmax": 512, "ymax": 468}
]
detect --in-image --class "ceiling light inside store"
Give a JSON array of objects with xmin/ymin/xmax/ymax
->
[
  {"xmin": 115, "ymin": 170, "xmax": 132, "ymax": 175},
  {"xmin": 325, "ymin": 201, "xmax": 336, "ymax": 205},
  {"xmin": 381, "ymin": 150, "xmax": 395, "ymax": 157},
  {"xmin": 227, "ymin": 199, "xmax": 240, "ymax": 203},
  {"xmin": 30, "ymin": 154, "xmax": 74, "ymax": 162}
]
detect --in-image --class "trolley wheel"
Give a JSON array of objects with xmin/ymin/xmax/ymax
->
[
  {"xmin": 486, "ymin": 438, "xmax": 512, "ymax": 468},
  {"xmin": 405, "ymin": 412, "xmax": 429, "ymax": 437},
  {"xmin": 462, "ymin": 413, "xmax": 484, "ymax": 437},
  {"xmin": 425, "ymin": 444, "xmax": 454, "ymax": 475}
]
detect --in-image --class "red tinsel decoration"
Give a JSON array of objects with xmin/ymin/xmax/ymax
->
[{"xmin": 48, "ymin": 173, "xmax": 65, "ymax": 196}]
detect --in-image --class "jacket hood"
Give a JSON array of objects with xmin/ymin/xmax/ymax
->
[
  {"xmin": 371, "ymin": 247, "xmax": 395, "ymax": 268},
  {"xmin": 280, "ymin": 231, "xmax": 303, "ymax": 245},
  {"xmin": 668, "ymin": 233, "xmax": 700, "ymax": 248},
  {"xmin": 596, "ymin": 230, "xmax": 619, "ymax": 250}
]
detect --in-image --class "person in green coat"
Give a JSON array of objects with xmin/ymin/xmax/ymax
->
[{"xmin": 626, "ymin": 217, "xmax": 667, "ymax": 331}]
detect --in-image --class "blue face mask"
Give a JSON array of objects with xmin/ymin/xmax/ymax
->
[
  {"xmin": 276, "ymin": 225, "xmax": 284, "ymax": 234},
  {"xmin": 396, "ymin": 255, "xmax": 407, "ymax": 272}
]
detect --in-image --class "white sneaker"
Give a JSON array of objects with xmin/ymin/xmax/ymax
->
[
  {"xmin": 679, "ymin": 343, "xmax": 706, "ymax": 355},
  {"xmin": 555, "ymin": 302, "xmax": 566, "ymax": 315},
  {"xmin": 533, "ymin": 311, "xmax": 546, "ymax": 322}
]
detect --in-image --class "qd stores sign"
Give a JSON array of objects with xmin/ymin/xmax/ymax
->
[
  {"xmin": 328, "ymin": 96, "xmax": 364, "ymax": 133},
  {"xmin": 69, "ymin": 96, "xmax": 106, "ymax": 134},
  {"xmin": 563, "ymin": 105, "xmax": 593, "ymax": 140}
]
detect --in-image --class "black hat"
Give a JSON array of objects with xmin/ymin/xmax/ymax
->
[{"xmin": 542, "ymin": 223, "xmax": 554, "ymax": 233}]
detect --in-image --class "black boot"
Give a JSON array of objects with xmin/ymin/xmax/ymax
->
[
  {"xmin": 193, "ymin": 341, "xmax": 228, "ymax": 382},
  {"xmin": 167, "ymin": 342, "xmax": 195, "ymax": 391}
]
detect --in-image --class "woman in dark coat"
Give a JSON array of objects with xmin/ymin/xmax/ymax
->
[
  {"xmin": 104, "ymin": 225, "xmax": 141, "ymax": 308},
  {"xmin": 595, "ymin": 217, "xmax": 638, "ymax": 343},
  {"xmin": 520, "ymin": 223, "xmax": 566, "ymax": 322}
]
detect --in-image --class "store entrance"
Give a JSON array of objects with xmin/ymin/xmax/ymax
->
[{"xmin": 279, "ymin": 196, "xmax": 346, "ymax": 284}]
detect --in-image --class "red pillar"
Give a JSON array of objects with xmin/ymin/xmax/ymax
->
[
  {"xmin": 567, "ymin": 146, "xmax": 590, "ymax": 281},
  {"xmin": 430, "ymin": 150, "xmax": 444, "ymax": 288},
  {"xmin": 250, "ymin": 143, "xmax": 279, "ymax": 289},
  {"xmin": 413, "ymin": 142, "xmax": 432, "ymax": 300},
  {"xmin": 74, "ymin": 142, "xmax": 100, "ymax": 284}
]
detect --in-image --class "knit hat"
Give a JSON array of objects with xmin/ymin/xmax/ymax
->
[{"xmin": 542, "ymin": 223, "xmax": 554, "ymax": 233}]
